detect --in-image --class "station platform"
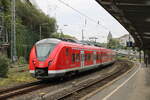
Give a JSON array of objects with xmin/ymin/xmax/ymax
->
[{"xmin": 82, "ymin": 63, "xmax": 150, "ymax": 100}]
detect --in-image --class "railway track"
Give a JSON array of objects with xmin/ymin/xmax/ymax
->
[
  {"xmin": 0, "ymin": 81, "xmax": 48, "ymax": 100},
  {"xmin": 42, "ymin": 61, "xmax": 132, "ymax": 100},
  {"xmin": 0, "ymin": 60, "xmax": 133, "ymax": 100},
  {"xmin": 56, "ymin": 69, "xmax": 124, "ymax": 100}
]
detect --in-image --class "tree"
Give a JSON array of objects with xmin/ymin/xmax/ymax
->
[
  {"xmin": 51, "ymin": 33, "xmax": 77, "ymax": 40},
  {"xmin": 107, "ymin": 38, "xmax": 121, "ymax": 49},
  {"xmin": 0, "ymin": 0, "xmax": 57, "ymax": 60},
  {"xmin": 0, "ymin": 53, "xmax": 9, "ymax": 77}
]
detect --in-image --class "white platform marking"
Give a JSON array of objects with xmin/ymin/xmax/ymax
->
[{"xmin": 102, "ymin": 65, "xmax": 140, "ymax": 100}]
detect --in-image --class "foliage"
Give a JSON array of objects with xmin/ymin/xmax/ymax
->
[
  {"xmin": 0, "ymin": 71, "xmax": 37, "ymax": 87},
  {"xmin": 51, "ymin": 33, "xmax": 77, "ymax": 40},
  {"xmin": 51, "ymin": 32, "xmax": 60, "ymax": 38},
  {"xmin": 94, "ymin": 42, "xmax": 107, "ymax": 47},
  {"xmin": 18, "ymin": 56, "xmax": 27, "ymax": 65},
  {"xmin": 1, "ymin": 0, "xmax": 57, "ymax": 60},
  {"xmin": 107, "ymin": 38, "xmax": 122, "ymax": 49},
  {"xmin": 0, "ymin": 53, "xmax": 9, "ymax": 77}
]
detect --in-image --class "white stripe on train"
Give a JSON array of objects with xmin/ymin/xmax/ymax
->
[{"xmin": 29, "ymin": 61, "xmax": 115, "ymax": 74}]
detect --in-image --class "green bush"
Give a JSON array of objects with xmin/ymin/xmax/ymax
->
[
  {"xmin": 0, "ymin": 53, "xmax": 9, "ymax": 77},
  {"xmin": 18, "ymin": 56, "xmax": 27, "ymax": 65}
]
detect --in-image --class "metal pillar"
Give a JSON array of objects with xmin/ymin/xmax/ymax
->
[
  {"xmin": 39, "ymin": 25, "xmax": 42, "ymax": 40},
  {"xmin": 11, "ymin": 0, "xmax": 17, "ymax": 62},
  {"xmin": 82, "ymin": 29, "xmax": 84, "ymax": 41},
  {"xmin": 139, "ymin": 50, "xmax": 141, "ymax": 63},
  {"xmin": 147, "ymin": 51, "xmax": 150, "ymax": 65},
  {"xmin": 39, "ymin": 23, "xmax": 48, "ymax": 40},
  {"xmin": 0, "ymin": 7, "xmax": 4, "ymax": 45}
]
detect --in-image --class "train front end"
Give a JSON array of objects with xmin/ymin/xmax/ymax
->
[{"xmin": 29, "ymin": 38, "xmax": 61, "ymax": 79}]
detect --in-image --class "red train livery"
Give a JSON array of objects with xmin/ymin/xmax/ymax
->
[{"xmin": 29, "ymin": 38, "xmax": 116, "ymax": 79}]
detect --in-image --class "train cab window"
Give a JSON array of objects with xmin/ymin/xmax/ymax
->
[
  {"xmin": 36, "ymin": 43, "xmax": 56, "ymax": 61},
  {"xmin": 72, "ymin": 53, "xmax": 75, "ymax": 63},
  {"xmin": 66, "ymin": 48, "xmax": 69, "ymax": 56}
]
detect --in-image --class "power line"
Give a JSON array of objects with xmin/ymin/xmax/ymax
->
[
  {"xmin": 57, "ymin": 0, "xmax": 95, "ymax": 22},
  {"xmin": 57, "ymin": 0, "xmax": 109, "ymax": 31}
]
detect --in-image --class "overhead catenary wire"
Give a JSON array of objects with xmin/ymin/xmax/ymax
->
[{"xmin": 56, "ymin": 0, "xmax": 109, "ymax": 31}]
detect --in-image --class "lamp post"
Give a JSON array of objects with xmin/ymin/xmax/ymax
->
[{"xmin": 39, "ymin": 23, "xmax": 48, "ymax": 40}]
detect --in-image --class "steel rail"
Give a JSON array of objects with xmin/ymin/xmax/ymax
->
[
  {"xmin": 55, "ymin": 65, "xmax": 129, "ymax": 100},
  {"xmin": 0, "ymin": 81, "xmax": 46, "ymax": 100}
]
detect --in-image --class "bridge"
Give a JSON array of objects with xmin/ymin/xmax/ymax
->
[{"xmin": 96, "ymin": 0, "xmax": 150, "ymax": 64}]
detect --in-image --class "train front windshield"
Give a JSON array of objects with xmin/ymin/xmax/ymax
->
[{"xmin": 36, "ymin": 43, "xmax": 56, "ymax": 61}]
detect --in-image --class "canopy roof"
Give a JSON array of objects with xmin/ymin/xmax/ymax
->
[{"xmin": 96, "ymin": 0, "xmax": 150, "ymax": 50}]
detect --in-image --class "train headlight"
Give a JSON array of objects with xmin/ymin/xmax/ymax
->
[
  {"xmin": 32, "ymin": 59, "xmax": 36, "ymax": 65},
  {"xmin": 48, "ymin": 60, "xmax": 52, "ymax": 66}
]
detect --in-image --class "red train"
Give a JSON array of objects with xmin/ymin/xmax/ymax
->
[{"xmin": 29, "ymin": 38, "xmax": 116, "ymax": 79}]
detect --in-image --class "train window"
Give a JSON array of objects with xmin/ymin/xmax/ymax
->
[
  {"xmin": 85, "ymin": 54, "xmax": 87, "ymax": 61},
  {"xmin": 94, "ymin": 53, "xmax": 96, "ymax": 60},
  {"xmin": 91, "ymin": 54, "xmax": 93, "ymax": 60},
  {"xmin": 84, "ymin": 54, "xmax": 86, "ymax": 61},
  {"xmin": 66, "ymin": 48, "xmax": 69, "ymax": 56},
  {"xmin": 88, "ymin": 54, "xmax": 91, "ymax": 61},
  {"xmin": 96, "ymin": 53, "xmax": 99, "ymax": 60},
  {"xmin": 72, "ymin": 53, "xmax": 75, "ymax": 63},
  {"xmin": 99, "ymin": 54, "xmax": 101, "ymax": 60},
  {"xmin": 101, "ymin": 53, "xmax": 103, "ymax": 57},
  {"xmin": 76, "ymin": 53, "xmax": 80, "ymax": 62},
  {"xmin": 96, "ymin": 54, "xmax": 99, "ymax": 60}
]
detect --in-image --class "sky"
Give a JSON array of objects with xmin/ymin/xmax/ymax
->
[{"xmin": 30, "ymin": 0, "xmax": 129, "ymax": 43}]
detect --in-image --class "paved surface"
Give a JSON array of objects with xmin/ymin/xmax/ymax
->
[{"xmin": 87, "ymin": 63, "xmax": 150, "ymax": 100}]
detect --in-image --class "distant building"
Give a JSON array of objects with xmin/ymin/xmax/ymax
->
[{"xmin": 117, "ymin": 34, "xmax": 134, "ymax": 46}]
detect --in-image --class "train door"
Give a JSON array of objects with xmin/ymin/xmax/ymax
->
[
  {"xmin": 93, "ymin": 51, "xmax": 96, "ymax": 65},
  {"xmin": 80, "ymin": 51, "xmax": 84, "ymax": 68}
]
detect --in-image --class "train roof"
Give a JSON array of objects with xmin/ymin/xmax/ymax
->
[
  {"xmin": 35, "ymin": 38, "xmax": 113, "ymax": 52},
  {"xmin": 36, "ymin": 38, "xmax": 61, "ymax": 45}
]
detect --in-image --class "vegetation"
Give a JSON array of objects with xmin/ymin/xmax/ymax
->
[
  {"xmin": 0, "ymin": 53, "xmax": 10, "ymax": 77},
  {"xmin": 0, "ymin": 68, "xmax": 37, "ymax": 87},
  {"xmin": 17, "ymin": 56, "xmax": 27, "ymax": 65},
  {"xmin": 1, "ymin": 0, "xmax": 77, "ymax": 60},
  {"xmin": 51, "ymin": 33, "xmax": 77, "ymax": 40},
  {"xmin": 94, "ymin": 42, "xmax": 107, "ymax": 47},
  {"xmin": 107, "ymin": 38, "xmax": 122, "ymax": 49},
  {"xmin": 0, "ymin": 0, "xmax": 56, "ymax": 59},
  {"xmin": 0, "ymin": 0, "xmax": 79, "ymax": 87},
  {"xmin": 0, "ymin": 63, "xmax": 36, "ymax": 87}
]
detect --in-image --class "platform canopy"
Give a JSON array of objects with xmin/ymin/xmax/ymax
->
[{"xmin": 96, "ymin": 0, "xmax": 150, "ymax": 50}]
